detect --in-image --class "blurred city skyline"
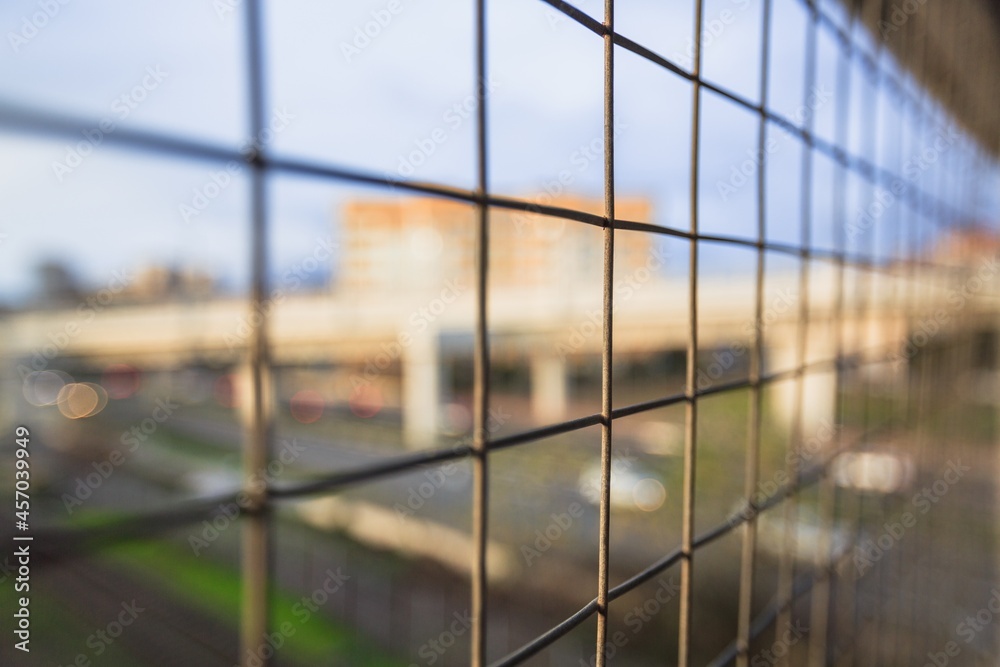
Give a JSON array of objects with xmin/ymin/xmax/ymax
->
[{"xmin": 2, "ymin": 0, "xmax": 998, "ymax": 304}]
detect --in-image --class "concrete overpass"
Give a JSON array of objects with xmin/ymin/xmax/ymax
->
[{"xmin": 4, "ymin": 263, "xmax": 996, "ymax": 445}]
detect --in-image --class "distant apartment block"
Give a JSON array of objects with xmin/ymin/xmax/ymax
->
[{"xmin": 338, "ymin": 196, "xmax": 657, "ymax": 293}]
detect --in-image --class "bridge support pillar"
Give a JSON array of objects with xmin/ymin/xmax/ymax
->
[
  {"xmin": 766, "ymin": 327, "xmax": 838, "ymax": 439},
  {"xmin": 403, "ymin": 333, "xmax": 440, "ymax": 449},
  {"xmin": 531, "ymin": 353, "xmax": 568, "ymax": 424}
]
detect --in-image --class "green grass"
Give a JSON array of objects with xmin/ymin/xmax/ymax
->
[
  {"xmin": 104, "ymin": 540, "xmax": 400, "ymax": 666},
  {"xmin": 0, "ymin": 580, "xmax": 143, "ymax": 665}
]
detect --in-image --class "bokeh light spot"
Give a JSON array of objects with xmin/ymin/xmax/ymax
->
[
  {"xmin": 349, "ymin": 384, "xmax": 383, "ymax": 418},
  {"xmin": 57, "ymin": 382, "xmax": 108, "ymax": 419},
  {"xmin": 290, "ymin": 389, "xmax": 325, "ymax": 424},
  {"xmin": 23, "ymin": 370, "xmax": 72, "ymax": 406},
  {"xmin": 633, "ymin": 478, "xmax": 667, "ymax": 512},
  {"xmin": 102, "ymin": 363, "xmax": 141, "ymax": 399}
]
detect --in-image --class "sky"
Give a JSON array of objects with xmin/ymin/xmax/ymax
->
[{"xmin": 0, "ymin": 0, "xmax": 997, "ymax": 303}]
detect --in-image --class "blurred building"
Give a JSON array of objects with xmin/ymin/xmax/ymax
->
[
  {"xmin": 929, "ymin": 225, "xmax": 1000, "ymax": 264},
  {"xmin": 123, "ymin": 265, "xmax": 216, "ymax": 301},
  {"xmin": 338, "ymin": 196, "xmax": 656, "ymax": 293}
]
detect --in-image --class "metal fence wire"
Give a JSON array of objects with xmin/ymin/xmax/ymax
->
[{"xmin": 3, "ymin": 0, "xmax": 1000, "ymax": 665}]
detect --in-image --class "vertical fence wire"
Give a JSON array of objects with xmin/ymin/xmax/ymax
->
[
  {"xmin": 844, "ymin": 4, "xmax": 874, "ymax": 663},
  {"xmin": 869, "ymin": 2, "xmax": 892, "ymax": 660},
  {"xmin": 890, "ymin": 19, "xmax": 915, "ymax": 662},
  {"xmin": 933, "ymin": 0, "xmax": 967, "ymax": 659},
  {"xmin": 241, "ymin": 1, "xmax": 272, "ymax": 664},
  {"xmin": 900, "ymin": 5, "xmax": 931, "ymax": 662},
  {"xmin": 594, "ymin": 0, "xmax": 616, "ymax": 663},
  {"xmin": 884, "ymin": 6, "xmax": 910, "ymax": 659},
  {"xmin": 679, "ymin": 0, "xmax": 705, "ymax": 664},
  {"xmin": 833, "ymin": 4, "xmax": 861, "ymax": 662},
  {"xmin": 775, "ymin": 3, "xmax": 819, "ymax": 662},
  {"xmin": 736, "ymin": 0, "xmax": 773, "ymax": 663},
  {"xmin": 471, "ymin": 0, "xmax": 491, "ymax": 664},
  {"xmin": 807, "ymin": 13, "xmax": 857, "ymax": 645}
]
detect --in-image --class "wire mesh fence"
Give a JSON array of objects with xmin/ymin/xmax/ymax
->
[{"xmin": 1, "ymin": 0, "xmax": 999, "ymax": 665}]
